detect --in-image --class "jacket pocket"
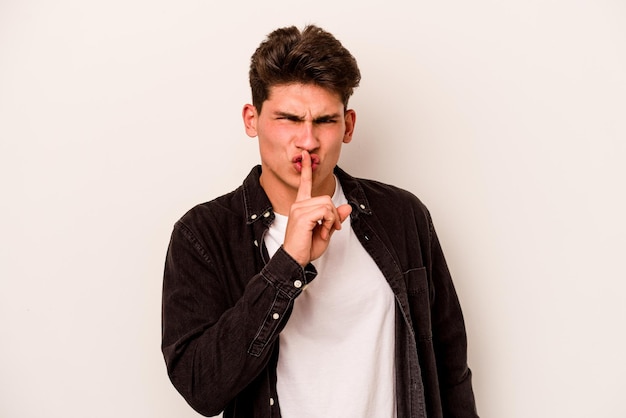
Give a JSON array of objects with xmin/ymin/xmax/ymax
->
[{"xmin": 404, "ymin": 267, "xmax": 433, "ymax": 341}]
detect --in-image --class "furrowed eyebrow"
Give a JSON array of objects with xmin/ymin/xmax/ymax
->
[
  {"xmin": 313, "ymin": 113, "xmax": 341, "ymax": 123},
  {"xmin": 274, "ymin": 111, "xmax": 304, "ymax": 121},
  {"xmin": 273, "ymin": 111, "xmax": 341, "ymax": 122}
]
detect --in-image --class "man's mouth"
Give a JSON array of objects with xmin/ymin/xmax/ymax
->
[{"xmin": 293, "ymin": 154, "xmax": 321, "ymax": 172}]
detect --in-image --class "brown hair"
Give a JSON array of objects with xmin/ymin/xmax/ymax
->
[{"xmin": 249, "ymin": 25, "xmax": 361, "ymax": 113}]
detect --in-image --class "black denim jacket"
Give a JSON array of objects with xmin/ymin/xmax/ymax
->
[{"xmin": 162, "ymin": 166, "xmax": 478, "ymax": 418}]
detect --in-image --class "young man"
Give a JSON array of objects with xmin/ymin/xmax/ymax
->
[{"xmin": 162, "ymin": 25, "xmax": 479, "ymax": 418}]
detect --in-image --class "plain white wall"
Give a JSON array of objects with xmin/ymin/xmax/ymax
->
[{"xmin": 1, "ymin": 1, "xmax": 625, "ymax": 417}]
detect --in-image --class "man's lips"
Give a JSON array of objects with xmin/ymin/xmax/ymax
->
[{"xmin": 293, "ymin": 154, "xmax": 320, "ymax": 172}]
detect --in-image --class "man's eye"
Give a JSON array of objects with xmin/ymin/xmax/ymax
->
[{"xmin": 317, "ymin": 119, "xmax": 336, "ymax": 124}]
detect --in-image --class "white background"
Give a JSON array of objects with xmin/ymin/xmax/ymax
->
[{"xmin": 1, "ymin": 1, "xmax": 625, "ymax": 417}]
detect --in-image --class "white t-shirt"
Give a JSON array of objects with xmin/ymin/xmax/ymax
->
[{"xmin": 264, "ymin": 177, "xmax": 397, "ymax": 418}]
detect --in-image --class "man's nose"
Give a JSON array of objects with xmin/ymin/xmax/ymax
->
[{"xmin": 294, "ymin": 121, "xmax": 319, "ymax": 151}]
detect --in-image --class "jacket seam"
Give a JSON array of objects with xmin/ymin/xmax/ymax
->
[{"xmin": 176, "ymin": 221, "xmax": 213, "ymax": 266}]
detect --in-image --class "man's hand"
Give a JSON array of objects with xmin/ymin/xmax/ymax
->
[{"xmin": 283, "ymin": 151, "xmax": 352, "ymax": 266}]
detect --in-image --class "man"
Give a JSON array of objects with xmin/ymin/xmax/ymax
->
[{"xmin": 162, "ymin": 25, "xmax": 479, "ymax": 418}]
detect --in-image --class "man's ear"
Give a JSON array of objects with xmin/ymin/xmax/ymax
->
[
  {"xmin": 242, "ymin": 104, "xmax": 258, "ymax": 137},
  {"xmin": 343, "ymin": 109, "xmax": 356, "ymax": 144}
]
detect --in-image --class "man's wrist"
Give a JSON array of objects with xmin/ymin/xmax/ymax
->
[{"xmin": 260, "ymin": 247, "xmax": 317, "ymax": 298}]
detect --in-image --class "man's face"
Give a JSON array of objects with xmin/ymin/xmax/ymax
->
[{"xmin": 243, "ymin": 83, "xmax": 355, "ymax": 209}]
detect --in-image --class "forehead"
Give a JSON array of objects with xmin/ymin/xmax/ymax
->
[{"xmin": 264, "ymin": 83, "xmax": 344, "ymax": 114}]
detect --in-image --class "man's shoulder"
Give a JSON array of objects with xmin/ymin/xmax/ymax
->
[
  {"xmin": 176, "ymin": 184, "xmax": 246, "ymax": 232},
  {"xmin": 358, "ymin": 176, "xmax": 422, "ymax": 199},
  {"xmin": 345, "ymin": 175, "xmax": 434, "ymax": 240},
  {"xmin": 343, "ymin": 172, "xmax": 429, "ymax": 215},
  {"xmin": 176, "ymin": 166, "xmax": 263, "ymax": 230}
]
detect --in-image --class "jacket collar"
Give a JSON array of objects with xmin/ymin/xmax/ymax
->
[
  {"xmin": 242, "ymin": 165, "xmax": 372, "ymax": 225},
  {"xmin": 334, "ymin": 166, "xmax": 373, "ymax": 218}
]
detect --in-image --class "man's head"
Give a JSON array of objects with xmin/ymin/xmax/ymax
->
[
  {"xmin": 248, "ymin": 25, "xmax": 361, "ymax": 113},
  {"xmin": 243, "ymin": 25, "xmax": 361, "ymax": 212}
]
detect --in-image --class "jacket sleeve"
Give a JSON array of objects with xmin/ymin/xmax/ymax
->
[
  {"xmin": 161, "ymin": 221, "xmax": 315, "ymax": 416},
  {"xmin": 427, "ymin": 213, "xmax": 479, "ymax": 418}
]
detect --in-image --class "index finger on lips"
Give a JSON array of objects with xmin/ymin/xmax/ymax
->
[{"xmin": 296, "ymin": 150, "xmax": 312, "ymax": 201}]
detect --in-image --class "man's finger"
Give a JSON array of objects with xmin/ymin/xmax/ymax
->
[
  {"xmin": 329, "ymin": 204, "xmax": 352, "ymax": 236},
  {"xmin": 296, "ymin": 150, "xmax": 312, "ymax": 201},
  {"xmin": 337, "ymin": 204, "xmax": 352, "ymax": 224}
]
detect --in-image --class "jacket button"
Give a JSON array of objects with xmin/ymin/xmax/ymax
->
[
  {"xmin": 294, "ymin": 280, "xmax": 303, "ymax": 288},
  {"xmin": 269, "ymin": 397, "xmax": 275, "ymax": 406},
  {"xmin": 272, "ymin": 313, "xmax": 280, "ymax": 320},
  {"xmin": 250, "ymin": 214, "xmax": 258, "ymax": 220}
]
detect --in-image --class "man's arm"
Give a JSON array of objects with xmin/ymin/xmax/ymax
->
[
  {"xmin": 161, "ymin": 223, "xmax": 314, "ymax": 416},
  {"xmin": 427, "ymin": 215, "xmax": 479, "ymax": 417},
  {"xmin": 162, "ymin": 152, "xmax": 350, "ymax": 416}
]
